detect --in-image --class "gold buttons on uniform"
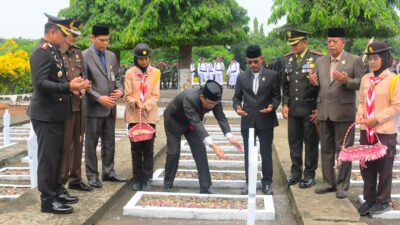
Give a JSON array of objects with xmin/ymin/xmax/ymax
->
[
  {"xmin": 295, "ymin": 80, "xmax": 298, "ymax": 83},
  {"xmin": 295, "ymin": 97, "xmax": 298, "ymax": 100},
  {"xmin": 295, "ymin": 89, "xmax": 298, "ymax": 91},
  {"xmin": 59, "ymin": 98, "xmax": 62, "ymax": 101},
  {"xmin": 296, "ymin": 72, "xmax": 298, "ymax": 74}
]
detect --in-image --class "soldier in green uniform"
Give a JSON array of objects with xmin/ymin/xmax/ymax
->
[{"xmin": 282, "ymin": 29, "xmax": 322, "ymax": 188}]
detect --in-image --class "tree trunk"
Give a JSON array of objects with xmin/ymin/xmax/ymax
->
[{"xmin": 178, "ymin": 45, "xmax": 193, "ymax": 92}]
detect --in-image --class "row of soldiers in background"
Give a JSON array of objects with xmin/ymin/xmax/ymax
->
[{"xmin": 192, "ymin": 57, "xmax": 241, "ymax": 89}]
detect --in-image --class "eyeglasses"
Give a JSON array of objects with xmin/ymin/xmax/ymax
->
[{"xmin": 247, "ymin": 59, "xmax": 259, "ymax": 65}]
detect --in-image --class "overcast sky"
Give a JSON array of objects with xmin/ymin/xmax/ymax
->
[{"xmin": 0, "ymin": 0, "xmax": 284, "ymax": 39}]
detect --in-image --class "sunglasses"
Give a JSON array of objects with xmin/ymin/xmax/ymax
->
[{"xmin": 247, "ymin": 59, "xmax": 259, "ymax": 65}]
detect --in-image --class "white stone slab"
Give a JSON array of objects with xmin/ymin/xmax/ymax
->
[
  {"xmin": 151, "ymin": 168, "xmax": 261, "ymax": 189},
  {"xmin": 0, "ymin": 142, "xmax": 17, "ymax": 149},
  {"xmin": 179, "ymin": 153, "xmax": 260, "ymax": 168},
  {"xmin": 0, "ymin": 167, "xmax": 30, "ymax": 180},
  {"xmin": 350, "ymin": 169, "xmax": 400, "ymax": 186},
  {"xmin": 0, "ymin": 184, "xmax": 31, "ymax": 200},
  {"xmin": 123, "ymin": 191, "xmax": 274, "ymax": 220},
  {"xmin": 358, "ymin": 194, "xmax": 400, "ymax": 219},
  {"xmin": 181, "ymin": 145, "xmax": 242, "ymax": 153}
]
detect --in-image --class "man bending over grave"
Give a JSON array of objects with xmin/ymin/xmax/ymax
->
[{"xmin": 163, "ymin": 80, "xmax": 243, "ymax": 194}]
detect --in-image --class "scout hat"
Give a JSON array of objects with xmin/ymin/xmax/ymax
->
[
  {"xmin": 365, "ymin": 41, "xmax": 392, "ymax": 54},
  {"xmin": 202, "ymin": 80, "xmax": 223, "ymax": 102},
  {"xmin": 287, "ymin": 29, "xmax": 309, "ymax": 46},
  {"xmin": 246, "ymin": 45, "xmax": 262, "ymax": 59},
  {"xmin": 44, "ymin": 13, "xmax": 72, "ymax": 36},
  {"xmin": 132, "ymin": 43, "xmax": 153, "ymax": 58}
]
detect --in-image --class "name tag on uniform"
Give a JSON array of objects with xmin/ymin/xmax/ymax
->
[{"xmin": 111, "ymin": 72, "xmax": 116, "ymax": 81}]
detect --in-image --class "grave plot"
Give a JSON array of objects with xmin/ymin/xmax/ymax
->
[
  {"xmin": 178, "ymin": 153, "xmax": 260, "ymax": 168},
  {"xmin": 359, "ymin": 194, "xmax": 400, "ymax": 219},
  {"xmin": 123, "ymin": 191, "xmax": 274, "ymax": 220},
  {"xmin": 0, "ymin": 184, "xmax": 30, "ymax": 200},
  {"xmin": 350, "ymin": 170, "xmax": 400, "ymax": 186},
  {"xmin": 151, "ymin": 169, "xmax": 261, "ymax": 189},
  {"xmin": 0, "ymin": 167, "xmax": 30, "ymax": 180}
]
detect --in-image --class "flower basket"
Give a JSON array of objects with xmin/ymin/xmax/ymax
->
[
  {"xmin": 128, "ymin": 123, "xmax": 155, "ymax": 142},
  {"xmin": 337, "ymin": 122, "xmax": 387, "ymax": 168}
]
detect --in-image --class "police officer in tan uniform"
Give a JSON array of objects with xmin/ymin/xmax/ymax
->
[{"xmin": 282, "ymin": 29, "xmax": 322, "ymax": 188}]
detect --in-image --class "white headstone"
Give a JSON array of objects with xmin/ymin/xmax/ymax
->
[
  {"xmin": 3, "ymin": 109, "xmax": 10, "ymax": 146},
  {"xmin": 247, "ymin": 128, "xmax": 259, "ymax": 225},
  {"xmin": 27, "ymin": 122, "xmax": 38, "ymax": 188}
]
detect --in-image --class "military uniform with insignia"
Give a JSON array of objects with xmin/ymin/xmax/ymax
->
[{"xmin": 282, "ymin": 29, "xmax": 322, "ymax": 188}]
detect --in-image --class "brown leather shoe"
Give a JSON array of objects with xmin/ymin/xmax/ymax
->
[
  {"xmin": 315, "ymin": 186, "xmax": 336, "ymax": 194},
  {"xmin": 336, "ymin": 190, "xmax": 348, "ymax": 199}
]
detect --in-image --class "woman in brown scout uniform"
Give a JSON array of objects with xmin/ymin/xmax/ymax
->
[
  {"xmin": 124, "ymin": 43, "xmax": 160, "ymax": 191},
  {"xmin": 356, "ymin": 41, "xmax": 400, "ymax": 216}
]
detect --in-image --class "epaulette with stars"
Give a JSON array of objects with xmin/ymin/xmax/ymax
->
[
  {"xmin": 40, "ymin": 42, "xmax": 49, "ymax": 50},
  {"xmin": 309, "ymin": 50, "xmax": 323, "ymax": 56}
]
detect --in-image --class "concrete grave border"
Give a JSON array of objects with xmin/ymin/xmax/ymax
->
[
  {"xmin": 123, "ymin": 191, "xmax": 274, "ymax": 220},
  {"xmin": 151, "ymin": 168, "xmax": 261, "ymax": 189},
  {"xmin": 0, "ymin": 167, "xmax": 30, "ymax": 180},
  {"xmin": 0, "ymin": 184, "xmax": 31, "ymax": 200},
  {"xmin": 178, "ymin": 153, "xmax": 260, "ymax": 168}
]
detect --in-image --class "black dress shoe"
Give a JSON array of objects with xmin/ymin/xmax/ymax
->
[
  {"xmin": 41, "ymin": 201, "xmax": 73, "ymax": 214},
  {"xmin": 102, "ymin": 175, "xmax": 127, "ymax": 182},
  {"xmin": 299, "ymin": 178, "xmax": 316, "ymax": 188},
  {"xmin": 132, "ymin": 181, "xmax": 142, "ymax": 191},
  {"xmin": 89, "ymin": 179, "xmax": 103, "ymax": 188},
  {"xmin": 287, "ymin": 176, "xmax": 301, "ymax": 186},
  {"xmin": 358, "ymin": 201, "xmax": 375, "ymax": 216},
  {"xmin": 369, "ymin": 202, "xmax": 391, "ymax": 214},
  {"xmin": 69, "ymin": 182, "xmax": 93, "ymax": 192},
  {"xmin": 163, "ymin": 187, "xmax": 173, "ymax": 192},
  {"xmin": 262, "ymin": 184, "xmax": 273, "ymax": 195},
  {"xmin": 200, "ymin": 187, "xmax": 218, "ymax": 194},
  {"xmin": 142, "ymin": 180, "xmax": 151, "ymax": 191},
  {"xmin": 57, "ymin": 191, "xmax": 78, "ymax": 204}
]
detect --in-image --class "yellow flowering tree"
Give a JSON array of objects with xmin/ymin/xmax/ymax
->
[{"xmin": 0, "ymin": 39, "xmax": 31, "ymax": 94}]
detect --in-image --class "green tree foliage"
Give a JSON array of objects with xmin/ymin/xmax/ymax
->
[
  {"xmin": 253, "ymin": 18, "xmax": 259, "ymax": 34},
  {"xmin": 268, "ymin": 0, "xmax": 400, "ymax": 38}
]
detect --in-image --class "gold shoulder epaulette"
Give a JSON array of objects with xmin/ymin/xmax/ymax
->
[
  {"xmin": 284, "ymin": 52, "xmax": 294, "ymax": 57},
  {"xmin": 310, "ymin": 50, "xmax": 323, "ymax": 56}
]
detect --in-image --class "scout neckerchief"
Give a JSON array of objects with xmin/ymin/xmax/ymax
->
[{"xmin": 365, "ymin": 70, "xmax": 389, "ymax": 143}]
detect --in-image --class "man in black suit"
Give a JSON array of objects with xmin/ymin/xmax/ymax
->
[
  {"xmin": 163, "ymin": 80, "xmax": 242, "ymax": 194},
  {"xmin": 28, "ymin": 13, "xmax": 90, "ymax": 214},
  {"xmin": 233, "ymin": 45, "xmax": 281, "ymax": 195}
]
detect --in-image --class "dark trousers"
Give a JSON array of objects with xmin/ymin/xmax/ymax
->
[
  {"xmin": 319, "ymin": 119, "xmax": 354, "ymax": 191},
  {"xmin": 360, "ymin": 130, "xmax": 396, "ymax": 203},
  {"xmin": 85, "ymin": 115, "xmax": 116, "ymax": 180},
  {"xmin": 164, "ymin": 128, "xmax": 211, "ymax": 190},
  {"xmin": 128, "ymin": 123, "xmax": 156, "ymax": 182},
  {"xmin": 288, "ymin": 116, "xmax": 319, "ymax": 179},
  {"xmin": 61, "ymin": 111, "xmax": 83, "ymax": 185},
  {"xmin": 241, "ymin": 127, "xmax": 274, "ymax": 186},
  {"xmin": 31, "ymin": 120, "xmax": 64, "ymax": 204}
]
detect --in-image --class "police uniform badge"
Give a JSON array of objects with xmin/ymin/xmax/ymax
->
[{"xmin": 57, "ymin": 71, "xmax": 63, "ymax": 78}]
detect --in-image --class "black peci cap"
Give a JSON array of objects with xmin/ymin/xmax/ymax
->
[
  {"xmin": 92, "ymin": 25, "xmax": 109, "ymax": 36},
  {"xmin": 246, "ymin": 45, "xmax": 262, "ymax": 59},
  {"xmin": 202, "ymin": 80, "xmax": 223, "ymax": 102},
  {"xmin": 327, "ymin": 28, "xmax": 346, "ymax": 37}
]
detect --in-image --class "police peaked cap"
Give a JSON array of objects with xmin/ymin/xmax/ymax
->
[
  {"xmin": 202, "ymin": 80, "xmax": 223, "ymax": 102},
  {"xmin": 44, "ymin": 13, "xmax": 72, "ymax": 36},
  {"xmin": 132, "ymin": 43, "xmax": 153, "ymax": 58},
  {"xmin": 69, "ymin": 20, "xmax": 83, "ymax": 36}
]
